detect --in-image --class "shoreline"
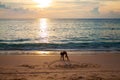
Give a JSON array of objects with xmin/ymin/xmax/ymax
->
[{"xmin": 0, "ymin": 50, "xmax": 120, "ymax": 56}]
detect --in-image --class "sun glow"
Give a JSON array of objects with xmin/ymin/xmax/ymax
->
[
  {"xmin": 36, "ymin": 51, "xmax": 50, "ymax": 55},
  {"xmin": 33, "ymin": 0, "xmax": 52, "ymax": 8}
]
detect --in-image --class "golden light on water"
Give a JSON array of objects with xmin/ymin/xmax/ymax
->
[
  {"xmin": 33, "ymin": 0, "xmax": 52, "ymax": 8},
  {"xmin": 39, "ymin": 18, "xmax": 49, "ymax": 43},
  {"xmin": 35, "ymin": 51, "xmax": 50, "ymax": 55}
]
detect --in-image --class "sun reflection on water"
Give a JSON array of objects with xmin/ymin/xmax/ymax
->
[
  {"xmin": 35, "ymin": 51, "xmax": 50, "ymax": 55},
  {"xmin": 39, "ymin": 18, "xmax": 49, "ymax": 43}
]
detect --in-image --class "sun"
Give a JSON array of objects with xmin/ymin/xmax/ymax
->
[{"xmin": 33, "ymin": 0, "xmax": 52, "ymax": 8}]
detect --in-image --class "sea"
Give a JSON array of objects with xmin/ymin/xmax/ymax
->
[{"xmin": 0, "ymin": 18, "xmax": 120, "ymax": 55}]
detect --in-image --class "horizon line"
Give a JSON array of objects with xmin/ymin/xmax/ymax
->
[{"xmin": 0, "ymin": 18, "xmax": 120, "ymax": 20}]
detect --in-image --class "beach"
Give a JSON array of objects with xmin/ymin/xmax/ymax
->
[
  {"xmin": 0, "ymin": 0, "xmax": 120, "ymax": 79},
  {"xmin": 0, "ymin": 51, "xmax": 120, "ymax": 80}
]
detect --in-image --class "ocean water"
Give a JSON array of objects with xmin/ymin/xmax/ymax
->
[{"xmin": 0, "ymin": 18, "xmax": 120, "ymax": 51}]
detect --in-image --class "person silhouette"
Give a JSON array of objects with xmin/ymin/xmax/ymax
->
[{"xmin": 60, "ymin": 51, "xmax": 70, "ymax": 61}]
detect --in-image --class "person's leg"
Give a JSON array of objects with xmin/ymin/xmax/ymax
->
[
  {"xmin": 65, "ymin": 55, "xmax": 70, "ymax": 61},
  {"xmin": 63, "ymin": 55, "xmax": 64, "ymax": 61},
  {"xmin": 60, "ymin": 55, "xmax": 64, "ymax": 61},
  {"xmin": 60, "ymin": 52, "xmax": 64, "ymax": 61}
]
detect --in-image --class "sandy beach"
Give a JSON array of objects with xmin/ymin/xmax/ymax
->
[{"xmin": 0, "ymin": 51, "xmax": 120, "ymax": 80}]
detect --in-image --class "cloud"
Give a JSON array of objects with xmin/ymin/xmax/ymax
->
[
  {"xmin": 91, "ymin": 7, "xmax": 100, "ymax": 15},
  {"xmin": 80, "ymin": 0, "xmax": 120, "ymax": 1},
  {"xmin": 0, "ymin": 1, "xmax": 38, "ymax": 19},
  {"xmin": 0, "ymin": 1, "xmax": 37, "ymax": 10},
  {"xmin": 0, "ymin": 3, "xmax": 5, "ymax": 8},
  {"xmin": 99, "ymin": 1, "xmax": 120, "ymax": 13},
  {"xmin": 0, "ymin": 2, "xmax": 36, "ymax": 12},
  {"xmin": 97, "ymin": 0, "xmax": 119, "ymax": 1},
  {"xmin": 0, "ymin": 2, "xmax": 9, "ymax": 9},
  {"xmin": 0, "ymin": 8, "xmax": 38, "ymax": 19}
]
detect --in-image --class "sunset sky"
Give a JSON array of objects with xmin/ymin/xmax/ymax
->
[{"xmin": 0, "ymin": 0, "xmax": 120, "ymax": 19}]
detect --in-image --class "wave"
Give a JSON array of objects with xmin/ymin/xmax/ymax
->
[
  {"xmin": 0, "ymin": 42, "xmax": 120, "ymax": 51},
  {"xmin": 0, "ymin": 39, "xmax": 31, "ymax": 42}
]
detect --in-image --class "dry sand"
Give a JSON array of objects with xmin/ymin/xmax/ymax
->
[{"xmin": 0, "ymin": 51, "xmax": 120, "ymax": 80}]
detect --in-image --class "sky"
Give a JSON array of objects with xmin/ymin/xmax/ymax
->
[{"xmin": 0, "ymin": 0, "xmax": 120, "ymax": 19}]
